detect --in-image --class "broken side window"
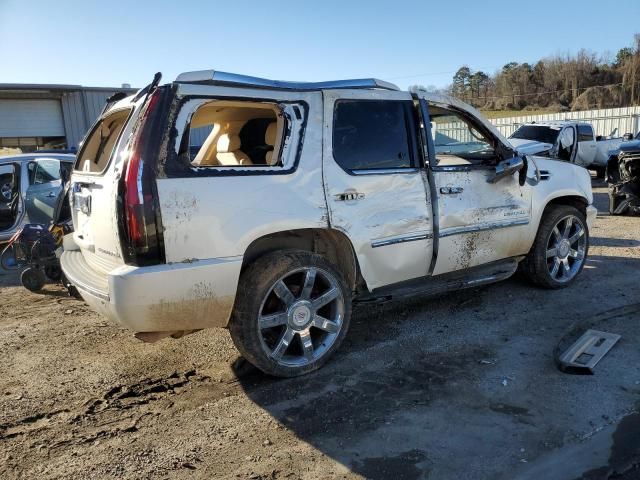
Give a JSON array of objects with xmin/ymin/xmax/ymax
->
[
  {"xmin": 75, "ymin": 109, "xmax": 130, "ymax": 174},
  {"xmin": 182, "ymin": 101, "xmax": 285, "ymax": 168},
  {"xmin": 428, "ymin": 107, "xmax": 497, "ymax": 166}
]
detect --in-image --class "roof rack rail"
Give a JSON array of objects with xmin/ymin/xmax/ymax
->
[{"xmin": 175, "ymin": 70, "xmax": 400, "ymax": 92}]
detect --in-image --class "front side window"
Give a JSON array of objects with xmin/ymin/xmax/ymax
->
[
  {"xmin": 33, "ymin": 159, "xmax": 60, "ymax": 185},
  {"xmin": 578, "ymin": 125, "xmax": 593, "ymax": 142},
  {"xmin": 332, "ymin": 100, "xmax": 416, "ymax": 171},
  {"xmin": 429, "ymin": 107, "xmax": 497, "ymax": 166}
]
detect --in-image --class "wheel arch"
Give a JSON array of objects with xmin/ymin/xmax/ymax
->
[
  {"xmin": 241, "ymin": 228, "xmax": 364, "ymax": 293},
  {"xmin": 544, "ymin": 195, "xmax": 589, "ymax": 217}
]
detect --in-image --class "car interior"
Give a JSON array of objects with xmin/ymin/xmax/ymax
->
[
  {"xmin": 75, "ymin": 109, "xmax": 130, "ymax": 173},
  {"xmin": 184, "ymin": 101, "xmax": 283, "ymax": 167},
  {"xmin": 0, "ymin": 163, "xmax": 20, "ymax": 231},
  {"xmin": 428, "ymin": 106, "xmax": 497, "ymax": 166}
]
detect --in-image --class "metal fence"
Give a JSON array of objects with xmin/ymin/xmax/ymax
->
[{"xmin": 488, "ymin": 106, "xmax": 640, "ymax": 139}]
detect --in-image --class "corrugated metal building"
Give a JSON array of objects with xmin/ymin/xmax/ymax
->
[{"xmin": 0, "ymin": 83, "xmax": 136, "ymax": 152}]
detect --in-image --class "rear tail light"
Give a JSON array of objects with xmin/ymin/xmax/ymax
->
[{"xmin": 120, "ymin": 89, "xmax": 165, "ymax": 266}]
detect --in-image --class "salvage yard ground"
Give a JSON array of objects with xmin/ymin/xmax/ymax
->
[{"xmin": 1, "ymin": 179, "xmax": 639, "ymax": 480}]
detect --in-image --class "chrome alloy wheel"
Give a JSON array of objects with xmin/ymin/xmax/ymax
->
[
  {"xmin": 257, "ymin": 267, "xmax": 345, "ymax": 367},
  {"xmin": 546, "ymin": 214, "xmax": 587, "ymax": 283}
]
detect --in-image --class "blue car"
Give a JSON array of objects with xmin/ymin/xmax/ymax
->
[{"xmin": 0, "ymin": 153, "xmax": 75, "ymax": 243}]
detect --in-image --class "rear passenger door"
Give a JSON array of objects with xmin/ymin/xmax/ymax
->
[{"xmin": 323, "ymin": 90, "xmax": 433, "ymax": 290}]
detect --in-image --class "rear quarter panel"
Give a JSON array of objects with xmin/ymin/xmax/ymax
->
[{"xmin": 156, "ymin": 88, "xmax": 327, "ymax": 263}]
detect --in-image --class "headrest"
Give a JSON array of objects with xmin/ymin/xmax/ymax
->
[
  {"xmin": 264, "ymin": 122, "xmax": 277, "ymax": 146},
  {"xmin": 217, "ymin": 134, "xmax": 241, "ymax": 153}
]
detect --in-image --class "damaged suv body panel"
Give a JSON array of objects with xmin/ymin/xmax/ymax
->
[
  {"xmin": 60, "ymin": 70, "xmax": 596, "ymax": 358},
  {"xmin": 322, "ymin": 89, "xmax": 434, "ymax": 289},
  {"xmin": 157, "ymin": 83, "xmax": 327, "ymax": 263}
]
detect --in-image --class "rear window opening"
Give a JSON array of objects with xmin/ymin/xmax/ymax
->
[
  {"xmin": 180, "ymin": 101, "xmax": 284, "ymax": 168},
  {"xmin": 75, "ymin": 109, "xmax": 131, "ymax": 173}
]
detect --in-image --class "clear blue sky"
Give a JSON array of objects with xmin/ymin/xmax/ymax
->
[{"xmin": 1, "ymin": 0, "xmax": 639, "ymax": 90}]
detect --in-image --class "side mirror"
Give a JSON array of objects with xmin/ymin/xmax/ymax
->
[
  {"xmin": 488, "ymin": 156, "xmax": 525, "ymax": 184},
  {"xmin": 623, "ymin": 133, "xmax": 633, "ymax": 141}
]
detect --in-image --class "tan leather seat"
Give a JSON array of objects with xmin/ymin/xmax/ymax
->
[
  {"xmin": 216, "ymin": 134, "xmax": 252, "ymax": 166},
  {"xmin": 264, "ymin": 122, "xmax": 278, "ymax": 165}
]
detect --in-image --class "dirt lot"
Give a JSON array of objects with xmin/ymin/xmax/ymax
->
[{"xmin": 1, "ymin": 181, "xmax": 639, "ymax": 480}]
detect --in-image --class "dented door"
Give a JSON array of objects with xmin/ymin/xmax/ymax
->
[
  {"xmin": 422, "ymin": 100, "xmax": 532, "ymax": 275},
  {"xmin": 431, "ymin": 167, "xmax": 531, "ymax": 274},
  {"xmin": 322, "ymin": 90, "xmax": 433, "ymax": 290}
]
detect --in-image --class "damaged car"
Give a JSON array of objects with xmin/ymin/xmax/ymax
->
[
  {"xmin": 61, "ymin": 70, "xmax": 596, "ymax": 377},
  {"xmin": 509, "ymin": 121, "xmax": 624, "ymax": 178},
  {"xmin": 0, "ymin": 153, "xmax": 74, "ymax": 243},
  {"xmin": 606, "ymin": 131, "xmax": 640, "ymax": 215}
]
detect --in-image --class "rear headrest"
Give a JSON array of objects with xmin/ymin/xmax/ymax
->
[
  {"xmin": 217, "ymin": 134, "xmax": 241, "ymax": 153},
  {"xmin": 264, "ymin": 122, "xmax": 277, "ymax": 146}
]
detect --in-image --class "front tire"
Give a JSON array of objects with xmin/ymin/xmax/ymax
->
[
  {"xmin": 520, "ymin": 205, "xmax": 589, "ymax": 289},
  {"xmin": 229, "ymin": 250, "xmax": 352, "ymax": 377}
]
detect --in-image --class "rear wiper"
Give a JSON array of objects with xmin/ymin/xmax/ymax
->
[{"xmin": 132, "ymin": 72, "xmax": 162, "ymax": 102}]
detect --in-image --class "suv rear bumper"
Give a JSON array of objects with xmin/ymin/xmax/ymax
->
[{"xmin": 60, "ymin": 247, "xmax": 242, "ymax": 332}]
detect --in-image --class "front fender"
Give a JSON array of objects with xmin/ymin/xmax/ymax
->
[{"xmin": 527, "ymin": 158, "xmax": 593, "ymax": 243}]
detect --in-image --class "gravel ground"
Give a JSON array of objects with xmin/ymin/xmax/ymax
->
[{"xmin": 1, "ymin": 180, "xmax": 639, "ymax": 480}]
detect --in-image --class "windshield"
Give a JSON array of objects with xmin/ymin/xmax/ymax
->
[{"xmin": 510, "ymin": 125, "xmax": 561, "ymax": 145}]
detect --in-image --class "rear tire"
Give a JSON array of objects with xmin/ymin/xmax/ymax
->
[
  {"xmin": 229, "ymin": 250, "xmax": 352, "ymax": 377},
  {"xmin": 520, "ymin": 205, "xmax": 589, "ymax": 289},
  {"xmin": 21, "ymin": 267, "xmax": 46, "ymax": 292}
]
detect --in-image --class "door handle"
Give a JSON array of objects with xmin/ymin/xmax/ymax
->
[
  {"xmin": 335, "ymin": 191, "xmax": 365, "ymax": 202},
  {"xmin": 440, "ymin": 187, "xmax": 463, "ymax": 194},
  {"xmin": 46, "ymin": 192, "xmax": 56, "ymax": 198}
]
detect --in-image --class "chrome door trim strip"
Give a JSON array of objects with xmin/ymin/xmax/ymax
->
[
  {"xmin": 371, "ymin": 232, "xmax": 433, "ymax": 248},
  {"xmin": 352, "ymin": 168, "xmax": 420, "ymax": 176},
  {"xmin": 439, "ymin": 218, "xmax": 529, "ymax": 238}
]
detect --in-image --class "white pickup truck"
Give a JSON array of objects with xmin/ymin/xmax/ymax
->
[
  {"xmin": 509, "ymin": 121, "xmax": 624, "ymax": 177},
  {"xmin": 61, "ymin": 70, "xmax": 597, "ymax": 377}
]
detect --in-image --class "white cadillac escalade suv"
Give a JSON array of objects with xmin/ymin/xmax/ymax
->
[{"xmin": 61, "ymin": 70, "xmax": 597, "ymax": 377}]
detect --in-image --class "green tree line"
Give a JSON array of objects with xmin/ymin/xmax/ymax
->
[{"xmin": 446, "ymin": 34, "xmax": 640, "ymax": 112}]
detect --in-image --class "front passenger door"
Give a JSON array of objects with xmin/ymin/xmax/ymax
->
[
  {"xmin": 423, "ymin": 102, "xmax": 532, "ymax": 275},
  {"xmin": 25, "ymin": 158, "xmax": 63, "ymax": 224}
]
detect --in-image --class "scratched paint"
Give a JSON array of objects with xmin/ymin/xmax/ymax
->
[
  {"xmin": 322, "ymin": 90, "xmax": 434, "ymax": 289},
  {"xmin": 64, "ymin": 79, "xmax": 596, "ymax": 340}
]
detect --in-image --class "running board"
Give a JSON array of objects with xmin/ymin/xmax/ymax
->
[
  {"xmin": 355, "ymin": 257, "xmax": 522, "ymax": 304},
  {"xmin": 557, "ymin": 329, "xmax": 621, "ymax": 374}
]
